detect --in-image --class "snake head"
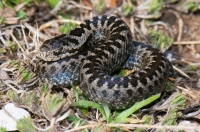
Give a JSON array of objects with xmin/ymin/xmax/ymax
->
[{"xmin": 37, "ymin": 35, "xmax": 79, "ymax": 61}]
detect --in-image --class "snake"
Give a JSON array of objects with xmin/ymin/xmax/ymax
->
[{"xmin": 35, "ymin": 15, "xmax": 174, "ymax": 109}]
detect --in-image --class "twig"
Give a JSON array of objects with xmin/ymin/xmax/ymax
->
[
  {"xmin": 66, "ymin": 123, "xmax": 200, "ymax": 132},
  {"xmin": 134, "ymin": 13, "xmax": 162, "ymax": 19},
  {"xmin": 20, "ymin": 22, "xmax": 28, "ymax": 52},
  {"xmin": 23, "ymin": 22, "xmax": 49, "ymax": 40},
  {"xmin": 10, "ymin": 33, "xmax": 24, "ymax": 53},
  {"xmin": 3, "ymin": 80, "xmax": 25, "ymax": 93},
  {"xmin": 172, "ymin": 65, "xmax": 190, "ymax": 79},
  {"xmin": 130, "ymin": 16, "xmax": 135, "ymax": 35},
  {"xmin": 176, "ymin": 85, "xmax": 200, "ymax": 100},
  {"xmin": 33, "ymin": 117, "xmax": 56, "ymax": 131},
  {"xmin": 69, "ymin": 1, "xmax": 92, "ymax": 10},
  {"xmin": 51, "ymin": 0, "xmax": 64, "ymax": 14},
  {"xmin": 148, "ymin": 21, "xmax": 174, "ymax": 38},
  {"xmin": 184, "ymin": 109, "xmax": 200, "ymax": 118},
  {"xmin": 39, "ymin": 19, "xmax": 81, "ymax": 31},
  {"xmin": 168, "ymin": 10, "xmax": 183, "ymax": 42},
  {"xmin": 173, "ymin": 41, "xmax": 200, "ymax": 45}
]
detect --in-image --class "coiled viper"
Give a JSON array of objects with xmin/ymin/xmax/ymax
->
[{"xmin": 36, "ymin": 15, "xmax": 174, "ymax": 109}]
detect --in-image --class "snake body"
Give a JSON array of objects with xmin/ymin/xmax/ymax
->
[{"xmin": 36, "ymin": 15, "xmax": 173, "ymax": 109}]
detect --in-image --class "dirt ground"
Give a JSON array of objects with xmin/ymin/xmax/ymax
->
[{"xmin": 0, "ymin": 0, "xmax": 200, "ymax": 131}]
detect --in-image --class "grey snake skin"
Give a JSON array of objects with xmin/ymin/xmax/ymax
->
[{"xmin": 36, "ymin": 15, "xmax": 174, "ymax": 109}]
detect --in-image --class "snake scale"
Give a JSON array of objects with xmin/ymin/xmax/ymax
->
[{"xmin": 36, "ymin": 15, "xmax": 174, "ymax": 109}]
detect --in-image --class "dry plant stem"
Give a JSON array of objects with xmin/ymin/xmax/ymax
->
[
  {"xmin": 14, "ymin": 28, "xmax": 22, "ymax": 39},
  {"xmin": 134, "ymin": 0, "xmax": 152, "ymax": 11},
  {"xmin": 152, "ymin": 92, "xmax": 182, "ymax": 111},
  {"xmin": 140, "ymin": 20, "xmax": 148, "ymax": 37},
  {"xmin": 83, "ymin": 6, "xmax": 91, "ymax": 19},
  {"xmin": 134, "ymin": 5, "xmax": 149, "ymax": 12},
  {"xmin": 3, "ymin": 18, "xmax": 19, "ymax": 24},
  {"xmin": 1, "ymin": 25, "xmax": 25, "ymax": 44},
  {"xmin": 39, "ymin": 19, "xmax": 81, "ymax": 31},
  {"xmin": 20, "ymin": 23, "xmax": 29, "ymax": 51},
  {"xmin": 95, "ymin": 110, "xmax": 99, "ymax": 121},
  {"xmin": 148, "ymin": 21, "xmax": 174, "ymax": 38},
  {"xmin": 65, "ymin": 122, "xmax": 75, "ymax": 131},
  {"xmin": 187, "ymin": 44, "xmax": 196, "ymax": 55},
  {"xmin": 0, "ymin": 65, "xmax": 17, "ymax": 72},
  {"xmin": 168, "ymin": 9, "xmax": 183, "ymax": 53},
  {"xmin": 184, "ymin": 100, "xmax": 200, "ymax": 116},
  {"xmin": 30, "ymin": 25, "xmax": 43, "ymax": 56},
  {"xmin": 173, "ymin": 41, "xmax": 200, "ymax": 45},
  {"xmin": 161, "ymin": 93, "xmax": 178, "ymax": 107},
  {"xmin": 0, "ymin": 35, "xmax": 6, "ymax": 45},
  {"xmin": 23, "ymin": 22, "xmax": 49, "ymax": 40},
  {"xmin": 66, "ymin": 123, "xmax": 200, "ymax": 132},
  {"xmin": 15, "ymin": 2, "xmax": 26, "ymax": 11},
  {"xmin": 168, "ymin": 10, "xmax": 183, "ymax": 42},
  {"xmin": 176, "ymin": 85, "xmax": 200, "ymax": 100},
  {"xmin": 127, "ymin": 0, "xmax": 133, "ymax": 5},
  {"xmin": 130, "ymin": 16, "xmax": 135, "ymax": 35},
  {"xmin": 134, "ymin": 25, "xmax": 149, "ymax": 43},
  {"xmin": 133, "ymin": 0, "xmax": 162, "ymax": 17},
  {"xmin": 56, "ymin": 109, "xmax": 71, "ymax": 123},
  {"xmin": 10, "ymin": 33, "xmax": 24, "ymax": 53},
  {"xmin": 0, "ymin": 87, "xmax": 10, "ymax": 93},
  {"xmin": 134, "ymin": 13, "xmax": 162, "ymax": 19},
  {"xmin": 158, "ymin": 107, "xmax": 172, "ymax": 127},
  {"xmin": 172, "ymin": 65, "xmax": 190, "ymax": 79},
  {"xmin": 185, "ymin": 85, "xmax": 200, "ymax": 100},
  {"xmin": 2, "ymin": 80, "xmax": 26, "ymax": 95},
  {"xmin": 3, "ymin": 80, "xmax": 26, "ymax": 93},
  {"xmin": 69, "ymin": 1, "xmax": 92, "ymax": 10},
  {"xmin": 0, "ymin": 70, "xmax": 12, "ymax": 80},
  {"xmin": 33, "ymin": 117, "xmax": 56, "ymax": 131},
  {"xmin": 184, "ymin": 109, "xmax": 200, "ymax": 118},
  {"xmin": 51, "ymin": 0, "xmax": 63, "ymax": 14},
  {"xmin": 179, "ymin": 59, "xmax": 200, "ymax": 65},
  {"xmin": 74, "ymin": 120, "xmax": 82, "ymax": 130},
  {"xmin": 22, "ymin": 78, "xmax": 38, "ymax": 88},
  {"xmin": 80, "ymin": 9, "xmax": 84, "ymax": 22}
]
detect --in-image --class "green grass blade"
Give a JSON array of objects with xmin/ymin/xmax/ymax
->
[
  {"xmin": 102, "ymin": 102, "xmax": 112, "ymax": 123},
  {"xmin": 114, "ymin": 94, "xmax": 161, "ymax": 123},
  {"xmin": 71, "ymin": 101, "xmax": 107, "ymax": 120}
]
